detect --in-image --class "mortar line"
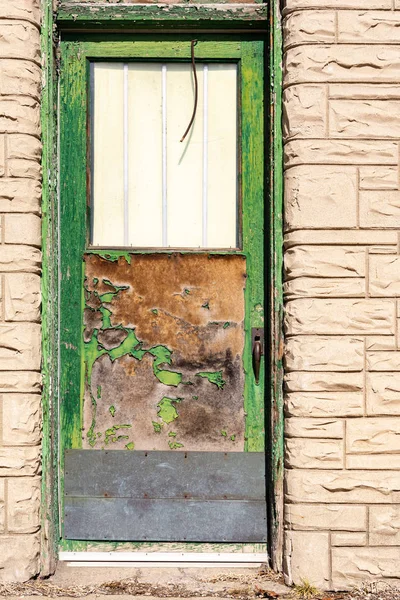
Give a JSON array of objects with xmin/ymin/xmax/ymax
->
[
  {"xmin": 366, "ymin": 506, "xmax": 370, "ymax": 545},
  {"xmin": 3, "ymin": 478, "xmax": 8, "ymax": 533},
  {"xmin": 1, "ymin": 274, "xmax": 5, "ymax": 322},
  {"xmin": 356, "ymin": 167, "xmax": 360, "ymax": 229},
  {"xmin": 365, "ymin": 246, "xmax": 369, "ymax": 298},
  {"xmin": 328, "ymin": 531, "xmax": 333, "ymax": 590},
  {"xmin": 397, "ymin": 232, "xmax": 400, "ymax": 254},
  {"xmin": 325, "ymin": 84, "xmax": 330, "ymax": 139},
  {"xmin": 334, "ymin": 11, "xmax": 339, "ymax": 44},
  {"xmin": 363, "ymin": 336, "xmax": 367, "ymax": 417},
  {"xmin": 396, "ymin": 300, "xmax": 400, "ymax": 350},
  {"xmin": 343, "ymin": 419, "xmax": 347, "ymax": 470},
  {"xmin": 3, "ymin": 134, "xmax": 7, "ymax": 178}
]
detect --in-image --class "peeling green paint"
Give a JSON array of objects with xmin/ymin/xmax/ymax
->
[
  {"xmin": 105, "ymin": 424, "xmax": 132, "ymax": 445},
  {"xmin": 168, "ymin": 431, "xmax": 177, "ymax": 438},
  {"xmin": 230, "ymin": 434, "xmax": 236, "ymax": 442},
  {"xmin": 168, "ymin": 440, "xmax": 184, "ymax": 450},
  {"xmin": 201, "ymin": 301, "xmax": 210, "ymax": 310},
  {"xmin": 223, "ymin": 322, "xmax": 230, "ymax": 329},
  {"xmin": 196, "ymin": 371, "xmax": 226, "ymax": 390},
  {"xmin": 152, "ymin": 421, "xmax": 163, "ymax": 433},
  {"xmin": 157, "ymin": 397, "xmax": 182, "ymax": 424},
  {"xmin": 90, "ymin": 251, "xmax": 132, "ymax": 264},
  {"xmin": 221, "ymin": 430, "xmax": 227, "ymax": 437},
  {"xmin": 125, "ymin": 442, "xmax": 135, "ymax": 450},
  {"xmin": 151, "ymin": 309, "xmax": 158, "ymax": 315},
  {"xmin": 109, "ymin": 405, "xmax": 116, "ymax": 418},
  {"xmin": 97, "ymin": 386, "xmax": 101, "ymax": 399}
]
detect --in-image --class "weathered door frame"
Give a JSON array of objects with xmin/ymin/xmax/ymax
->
[{"xmin": 40, "ymin": 0, "xmax": 283, "ymax": 574}]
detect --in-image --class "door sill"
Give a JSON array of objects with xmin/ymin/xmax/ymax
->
[{"xmin": 59, "ymin": 551, "xmax": 268, "ymax": 567}]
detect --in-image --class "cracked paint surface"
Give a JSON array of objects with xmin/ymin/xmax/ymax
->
[{"xmin": 82, "ymin": 253, "xmax": 246, "ymax": 451}]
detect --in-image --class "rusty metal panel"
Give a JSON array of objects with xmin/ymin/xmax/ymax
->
[
  {"xmin": 65, "ymin": 450, "xmax": 266, "ymax": 500},
  {"xmin": 82, "ymin": 253, "xmax": 247, "ymax": 452},
  {"xmin": 64, "ymin": 497, "xmax": 267, "ymax": 542}
]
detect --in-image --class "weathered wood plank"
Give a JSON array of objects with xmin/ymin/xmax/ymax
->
[{"xmin": 65, "ymin": 450, "xmax": 266, "ymax": 500}]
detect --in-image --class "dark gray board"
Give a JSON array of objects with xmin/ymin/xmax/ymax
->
[
  {"xmin": 64, "ymin": 450, "xmax": 267, "ymax": 542},
  {"xmin": 65, "ymin": 450, "xmax": 266, "ymax": 500},
  {"xmin": 64, "ymin": 497, "xmax": 267, "ymax": 542}
]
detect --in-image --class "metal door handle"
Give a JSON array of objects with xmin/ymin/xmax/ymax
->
[{"xmin": 252, "ymin": 338, "xmax": 262, "ymax": 385}]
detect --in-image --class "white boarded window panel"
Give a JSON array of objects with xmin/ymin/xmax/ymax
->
[
  {"xmin": 91, "ymin": 62, "xmax": 238, "ymax": 249},
  {"xmin": 92, "ymin": 63, "xmax": 125, "ymax": 246}
]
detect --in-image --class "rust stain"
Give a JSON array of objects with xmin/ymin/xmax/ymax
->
[{"xmin": 83, "ymin": 253, "xmax": 247, "ymax": 452}]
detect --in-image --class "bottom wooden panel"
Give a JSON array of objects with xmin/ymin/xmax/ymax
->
[{"xmin": 64, "ymin": 498, "xmax": 267, "ymax": 542}]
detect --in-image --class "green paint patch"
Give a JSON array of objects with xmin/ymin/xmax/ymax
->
[
  {"xmin": 230, "ymin": 434, "xmax": 236, "ymax": 442},
  {"xmin": 157, "ymin": 397, "xmax": 182, "ymax": 424},
  {"xmin": 168, "ymin": 431, "xmax": 177, "ymax": 437},
  {"xmin": 221, "ymin": 430, "xmax": 227, "ymax": 437},
  {"xmin": 152, "ymin": 421, "xmax": 163, "ymax": 433},
  {"xmin": 196, "ymin": 370, "xmax": 226, "ymax": 390},
  {"xmin": 149, "ymin": 345, "xmax": 182, "ymax": 387},
  {"xmin": 104, "ymin": 424, "xmax": 132, "ymax": 445},
  {"xmin": 168, "ymin": 440, "xmax": 184, "ymax": 450},
  {"xmin": 97, "ymin": 385, "xmax": 101, "ymax": 399},
  {"xmin": 223, "ymin": 322, "xmax": 230, "ymax": 329},
  {"xmin": 184, "ymin": 288, "xmax": 190, "ymax": 295},
  {"xmin": 201, "ymin": 301, "xmax": 210, "ymax": 310},
  {"xmin": 125, "ymin": 442, "xmax": 135, "ymax": 450},
  {"xmin": 93, "ymin": 251, "xmax": 132, "ymax": 264},
  {"xmin": 109, "ymin": 405, "xmax": 116, "ymax": 418},
  {"xmin": 192, "ymin": 395, "xmax": 198, "ymax": 400},
  {"xmin": 151, "ymin": 309, "xmax": 158, "ymax": 315}
]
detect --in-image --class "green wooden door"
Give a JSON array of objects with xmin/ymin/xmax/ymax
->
[{"xmin": 59, "ymin": 36, "xmax": 266, "ymax": 545}]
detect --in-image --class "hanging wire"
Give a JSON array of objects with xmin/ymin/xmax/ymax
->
[{"xmin": 180, "ymin": 40, "xmax": 198, "ymax": 143}]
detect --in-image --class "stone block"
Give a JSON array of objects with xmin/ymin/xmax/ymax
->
[
  {"xmin": 0, "ymin": 21, "xmax": 40, "ymax": 62},
  {"xmin": 367, "ymin": 372, "xmax": 400, "ymax": 415},
  {"xmin": 0, "ymin": 97, "xmax": 40, "ymax": 136},
  {"xmin": 332, "ymin": 547, "xmax": 400, "ymax": 589},
  {"xmin": 0, "ymin": 134, "xmax": 5, "ymax": 177},
  {"xmin": 4, "ymin": 214, "xmax": 41, "ymax": 247},
  {"xmin": 4, "ymin": 273, "xmax": 41, "ymax": 322},
  {"xmin": 367, "ymin": 351, "xmax": 400, "ymax": 371},
  {"xmin": 285, "ymin": 503, "xmax": 367, "ymax": 532},
  {"xmin": 370, "ymin": 254, "xmax": 400, "ymax": 295},
  {"xmin": 285, "ymin": 417, "xmax": 343, "ymax": 439},
  {"xmin": 0, "ymin": 245, "xmax": 41, "ymax": 273},
  {"xmin": 285, "ymin": 46, "xmax": 400, "ymax": 87},
  {"xmin": 361, "ymin": 190, "xmax": 400, "ymax": 228},
  {"xmin": 284, "ymin": 230, "xmax": 398, "ymax": 247},
  {"xmin": 285, "ymin": 392, "xmax": 364, "ymax": 417},
  {"xmin": 286, "ymin": 469, "xmax": 400, "ymax": 504},
  {"xmin": 285, "ymin": 336, "xmax": 364, "ymax": 372},
  {"xmin": 347, "ymin": 418, "xmax": 400, "ymax": 454},
  {"xmin": 366, "ymin": 336, "xmax": 396, "ymax": 351},
  {"xmin": 8, "ymin": 158, "xmax": 41, "ymax": 179},
  {"xmin": 7, "ymin": 134, "xmax": 41, "ymax": 162},
  {"xmin": 286, "ymin": 438, "xmax": 343, "ymax": 469},
  {"xmin": 339, "ymin": 11, "xmax": 400, "ymax": 44},
  {"xmin": 284, "ymin": 11, "xmax": 335, "ymax": 48},
  {"xmin": 285, "ymin": 372, "xmax": 363, "ymax": 393},
  {"xmin": 284, "ymin": 140, "xmax": 399, "ymax": 168},
  {"xmin": 284, "ymin": 531, "xmax": 330, "ymax": 589},
  {"xmin": 0, "ymin": 479, "xmax": 6, "ymax": 532},
  {"xmin": 331, "ymin": 533, "xmax": 367, "ymax": 547},
  {"xmin": 283, "ymin": 85, "xmax": 327, "ymax": 139},
  {"xmin": 369, "ymin": 505, "xmax": 400, "ymax": 545},
  {"xmin": 7, "ymin": 477, "xmax": 40, "ymax": 533},
  {"xmin": 0, "ymin": 178, "xmax": 41, "ymax": 213},
  {"xmin": 0, "ymin": 0, "xmax": 40, "ymax": 22},
  {"xmin": 285, "ymin": 246, "xmax": 365, "ymax": 279},
  {"xmin": 284, "ymin": 0, "xmax": 391, "ymax": 7},
  {"xmin": 0, "ymin": 446, "xmax": 40, "ymax": 476},
  {"xmin": 0, "ymin": 60, "xmax": 41, "ymax": 98},
  {"xmin": 347, "ymin": 454, "xmax": 400, "ymax": 469},
  {"xmin": 359, "ymin": 166, "xmax": 398, "ymax": 190},
  {"xmin": 2, "ymin": 393, "xmax": 41, "ymax": 445},
  {"xmin": 284, "ymin": 277, "xmax": 365, "ymax": 299},
  {"xmin": 330, "ymin": 100, "xmax": 400, "ymax": 139},
  {"xmin": 330, "ymin": 83, "xmax": 400, "ymax": 100},
  {"xmin": 285, "ymin": 299, "xmax": 394, "ymax": 335},
  {"xmin": 0, "ymin": 323, "xmax": 41, "ymax": 370},
  {"xmin": 0, "ymin": 371, "xmax": 41, "ymax": 393},
  {"xmin": 285, "ymin": 166, "xmax": 357, "ymax": 230},
  {"xmin": 0, "ymin": 533, "xmax": 40, "ymax": 581}
]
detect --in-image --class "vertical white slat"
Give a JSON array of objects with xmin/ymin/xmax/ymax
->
[
  {"xmin": 162, "ymin": 64, "xmax": 168, "ymax": 247},
  {"xmin": 128, "ymin": 64, "xmax": 163, "ymax": 247},
  {"xmin": 92, "ymin": 63, "xmax": 125, "ymax": 246},
  {"xmin": 167, "ymin": 64, "xmax": 203, "ymax": 248},
  {"xmin": 123, "ymin": 63, "xmax": 129, "ymax": 246},
  {"xmin": 202, "ymin": 64, "xmax": 208, "ymax": 248},
  {"xmin": 207, "ymin": 64, "xmax": 238, "ymax": 248}
]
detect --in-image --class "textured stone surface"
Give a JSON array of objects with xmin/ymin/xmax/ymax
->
[
  {"xmin": 0, "ymin": 245, "xmax": 41, "ymax": 273},
  {"xmin": 0, "ymin": 21, "xmax": 39, "ymax": 61},
  {"xmin": 0, "ymin": 60, "xmax": 41, "ymax": 98},
  {"xmin": 4, "ymin": 273, "xmax": 40, "ymax": 322},
  {"xmin": 286, "ymin": 469, "xmax": 400, "ymax": 503},
  {"xmin": 285, "ymin": 299, "xmax": 394, "ymax": 335},
  {"xmin": 347, "ymin": 418, "xmax": 400, "ymax": 455},
  {"xmin": 369, "ymin": 506, "xmax": 400, "ymax": 545},
  {"xmin": 284, "ymin": 229, "xmax": 398, "ymax": 247},
  {"xmin": 283, "ymin": 85, "xmax": 327, "ymax": 139},
  {"xmin": 4, "ymin": 214, "xmax": 41, "ymax": 246},
  {"xmin": 370, "ymin": 254, "xmax": 400, "ymax": 295},
  {"xmin": 285, "ymin": 140, "xmax": 399, "ymax": 168},
  {"xmin": 330, "ymin": 100, "xmax": 400, "ymax": 139},
  {"xmin": 367, "ymin": 351, "xmax": 400, "ymax": 371},
  {"xmin": 2, "ymin": 394, "xmax": 41, "ymax": 445},
  {"xmin": 286, "ymin": 438, "xmax": 343, "ymax": 469},
  {"xmin": 359, "ymin": 166, "xmax": 398, "ymax": 190},
  {"xmin": 285, "ymin": 247, "xmax": 365, "ymax": 279},
  {"xmin": 0, "ymin": 97, "xmax": 39, "ymax": 135},
  {"xmin": 285, "ymin": 166, "xmax": 357, "ymax": 230},
  {"xmin": 0, "ymin": 0, "xmax": 41, "ymax": 22},
  {"xmin": 0, "ymin": 446, "xmax": 40, "ymax": 476},
  {"xmin": 7, "ymin": 477, "xmax": 40, "ymax": 533},
  {"xmin": 285, "ymin": 418, "xmax": 344, "ymax": 438},
  {"xmin": 285, "ymin": 337, "xmax": 364, "ymax": 372},
  {"xmin": 0, "ymin": 324, "xmax": 41, "ymax": 370},
  {"xmin": 360, "ymin": 190, "xmax": 400, "ymax": 228},
  {"xmin": 0, "ymin": 371, "xmax": 41, "ymax": 393},
  {"xmin": 284, "ymin": 277, "xmax": 365, "ymax": 299},
  {"xmin": 284, "ymin": 503, "xmax": 367, "ymax": 531},
  {"xmin": 285, "ymin": 392, "xmax": 364, "ymax": 418},
  {"xmin": 339, "ymin": 11, "xmax": 400, "ymax": 43},
  {"xmin": 284, "ymin": 0, "xmax": 392, "ymax": 7},
  {"xmin": 284, "ymin": 11, "xmax": 335, "ymax": 47},
  {"xmin": 0, "ymin": 179, "xmax": 41, "ymax": 213},
  {"xmin": 331, "ymin": 533, "xmax": 367, "ymax": 547},
  {"xmin": 284, "ymin": 531, "xmax": 330, "ymax": 589},
  {"xmin": 285, "ymin": 372, "xmax": 364, "ymax": 393},
  {"xmin": 0, "ymin": 534, "xmax": 40, "ymax": 581},
  {"xmin": 367, "ymin": 372, "xmax": 400, "ymax": 415},
  {"xmin": 332, "ymin": 547, "xmax": 400, "ymax": 589}
]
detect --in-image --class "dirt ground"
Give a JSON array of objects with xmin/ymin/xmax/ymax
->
[{"xmin": 0, "ymin": 565, "xmax": 399, "ymax": 600}]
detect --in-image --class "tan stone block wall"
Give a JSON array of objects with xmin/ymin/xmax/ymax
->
[
  {"xmin": 284, "ymin": 0, "xmax": 400, "ymax": 591},
  {"xmin": 0, "ymin": 0, "xmax": 41, "ymax": 582}
]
